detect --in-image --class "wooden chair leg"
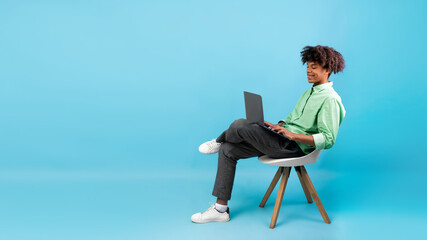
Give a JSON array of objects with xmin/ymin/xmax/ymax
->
[
  {"xmin": 259, "ymin": 167, "xmax": 282, "ymax": 208},
  {"xmin": 295, "ymin": 166, "xmax": 313, "ymax": 204},
  {"xmin": 270, "ymin": 167, "xmax": 291, "ymax": 229},
  {"xmin": 300, "ymin": 166, "xmax": 331, "ymax": 224}
]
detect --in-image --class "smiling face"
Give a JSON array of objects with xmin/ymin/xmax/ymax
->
[{"xmin": 306, "ymin": 61, "xmax": 331, "ymax": 86}]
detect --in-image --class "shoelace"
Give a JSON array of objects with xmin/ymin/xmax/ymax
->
[{"xmin": 201, "ymin": 203, "xmax": 216, "ymax": 215}]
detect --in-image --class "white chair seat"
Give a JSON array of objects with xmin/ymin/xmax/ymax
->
[
  {"xmin": 257, "ymin": 149, "xmax": 331, "ymax": 228},
  {"xmin": 258, "ymin": 150, "xmax": 321, "ymax": 167}
]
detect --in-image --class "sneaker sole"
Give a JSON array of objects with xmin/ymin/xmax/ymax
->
[{"xmin": 191, "ymin": 218, "xmax": 230, "ymax": 223}]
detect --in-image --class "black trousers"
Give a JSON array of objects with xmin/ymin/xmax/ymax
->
[{"xmin": 212, "ymin": 119, "xmax": 305, "ymax": 201}]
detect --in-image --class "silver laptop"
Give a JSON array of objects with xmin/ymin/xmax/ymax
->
[{"xmin": 244, "ymin": 91, "xmax": 288, "ymax": 139}]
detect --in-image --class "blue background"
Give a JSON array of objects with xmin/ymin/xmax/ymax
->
[{"xmin": 1, "ymin": 0, "xmax": 426, "ymax": 239}]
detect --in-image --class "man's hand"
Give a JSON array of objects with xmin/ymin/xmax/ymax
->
[
  {"xmin": 264, "ymin": 121, "xmax": 315, "ymax": 146},
  {"xmin": 263, "ymin": 121, "xmax": 274, "ymax": 128},
  {"xmin": 264, "ymin": 121, "xmax": 296, "ymax": 140}
]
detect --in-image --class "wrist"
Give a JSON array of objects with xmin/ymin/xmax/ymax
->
[{"xmin": 289, "ymin": 133, "xmax": 297, "ymax": 141}]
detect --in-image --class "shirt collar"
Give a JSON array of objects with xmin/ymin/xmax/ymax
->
[{"xmin": 312, "ymin": 81, "xmax": 333, "ymax": 93}]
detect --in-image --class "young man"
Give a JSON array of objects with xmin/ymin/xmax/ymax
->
[{"xmin": 191, "ymin": 45, "xmax": 346, "ymax": 223}]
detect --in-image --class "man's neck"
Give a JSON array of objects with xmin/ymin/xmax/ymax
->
[{"xmin": 313, "ymin": 79, "xmax": 329, "ymax": 87}]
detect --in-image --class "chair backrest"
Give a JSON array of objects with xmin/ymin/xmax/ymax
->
[{"xmin": 258, "ymin": 150, "xmax": 322, "ymax": 167}]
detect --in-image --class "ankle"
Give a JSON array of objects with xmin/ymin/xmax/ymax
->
[{"xmin": 216, "ymin": 198, "xmax": 228, "ymax": 205}]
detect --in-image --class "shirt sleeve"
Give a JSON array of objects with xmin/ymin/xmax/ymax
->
[
  {"xmin": 312, "ymin": 133, "xmax": 326, "ymax": 150},
  {"xmin": 280, "ymin": 90, "xmax": 309, "ymax": 126},
  {"xmin": 280, "ymin": 109, "xmax": 294, "ymax": 125},
  {"xmin": 314, "ymin": 97, "xmax": 343, "ymax": 150},
  {"xmin": 279, "ymin": 117, "xmax": 290, "ymax": 125}
]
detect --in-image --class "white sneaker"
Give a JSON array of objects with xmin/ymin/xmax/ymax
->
[
  {"xmin": 191, "ymin": 204, "xmax": 230, "ymax": 223},
  {"xmin": 199, "ymin": 139, "xmax": 221, "ymax": 154}
]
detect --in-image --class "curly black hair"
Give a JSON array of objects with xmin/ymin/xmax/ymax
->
[{"xmin": 301, "ymin": 45, "xmax": 345, "ymax": 76}]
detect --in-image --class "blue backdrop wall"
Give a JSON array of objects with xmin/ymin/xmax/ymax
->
[
  {"xmin": 1, "ymin": 0, "xmax": 425, "ymax": 173},
  {"xmin": 0, "ymin": 0, "xmax": 426, "ymax": 239}
]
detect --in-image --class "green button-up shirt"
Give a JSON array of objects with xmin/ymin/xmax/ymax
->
[{"xmin": 280, "ymin": 81, "xmax": 346, "ymax": 154}]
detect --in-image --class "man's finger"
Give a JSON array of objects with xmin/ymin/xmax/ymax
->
[{"xmin": 271, "ymin": 126, "xmax": 280, "ymax": 131}]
